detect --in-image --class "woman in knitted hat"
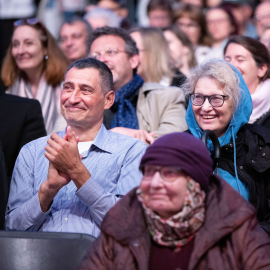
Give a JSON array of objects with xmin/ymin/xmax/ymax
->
[{"xmin": 78, "ymin": 132, "xmax": 270, "ymax": 270}]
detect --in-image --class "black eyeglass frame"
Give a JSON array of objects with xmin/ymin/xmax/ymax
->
[{"xmin": 189, "ymin": 93, "xmax": 229, "ymax": 107}]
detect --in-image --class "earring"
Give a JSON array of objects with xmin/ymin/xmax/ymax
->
[{"xmin": 45, "ymin": 55, "xmax": 48, "ymax": 59}]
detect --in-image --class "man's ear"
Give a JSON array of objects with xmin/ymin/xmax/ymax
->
[
  {"xmin": 129, "ymin": 54, "xmax": 140, "ymax": 70},
  {"xmin": 104, "ymin": 90, "xmax": 115, "ymax": 110}
]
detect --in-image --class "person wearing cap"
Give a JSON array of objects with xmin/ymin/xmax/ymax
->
[{"xmin": 77, "ymin": 132, "xmax": 270, "ymax": 270}]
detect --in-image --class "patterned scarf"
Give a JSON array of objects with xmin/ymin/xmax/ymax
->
[
  {"xmin": 137, "ymin": 179, "xmax": 205, "ymax": 247},
  {"xmin": 110, "ymin": 74, "xmax": 144, "ymax": 129},
  {"xmin": 7, "ymin": 74, "xmax": 60, "ymax": 134}
]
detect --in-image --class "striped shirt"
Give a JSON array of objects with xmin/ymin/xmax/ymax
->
[{"xmin": 5, "ymin": 124, "xmax": 147, "ymax": 237}]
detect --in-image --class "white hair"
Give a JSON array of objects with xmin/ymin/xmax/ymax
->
[{"xmin": 182, "ymin": 58, "xmax": 241, "ymax": 110}]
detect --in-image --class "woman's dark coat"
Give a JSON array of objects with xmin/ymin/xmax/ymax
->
[{"xmin": 77, "ymin": 176, "xmax": 270, "ymax": 270}]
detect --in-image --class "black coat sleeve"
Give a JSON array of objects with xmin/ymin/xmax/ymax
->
[
  {"xmin": 18, "ymin": 99, "xmax": 46, "ymax": 151},
  {"xmin": 0, "ymin": 141, "xmax": 8, "ymax": 230}
]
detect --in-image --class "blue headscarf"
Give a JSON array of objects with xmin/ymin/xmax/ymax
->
[{"xmin": 186, "ymin": 60, "xmax": 253, "ymax": 199}]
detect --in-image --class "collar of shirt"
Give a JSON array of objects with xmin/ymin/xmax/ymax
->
[{"xmin": 59, "ymin": 124, "xmax": 113, "ymax": 159}]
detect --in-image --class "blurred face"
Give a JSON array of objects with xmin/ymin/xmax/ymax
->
[
  {"xmin": 129, "ymin": 31, "xmax": 145, "ymax": 79},
  {"xmin": 176, "ymin": 16, "xmax": 200, "ymax": 45},
  {"xmin": 60, "ymin": 22, "xmax": 88, "ymax": 62},
  {"xmin": 140, "ymin": 166, "xmax": 190, "ymax": 219},
  {"xmin": 182, "ymin": 0, "xmax": 203, "ymax": 7},
  {"xmin": 148, "ymin": 9, "xmax": 171, "ymax": 28},
  {"xmin": 61, "ymin": 67, "xmax": 114, "ymax": 129},
  {"xmin": 260, "ymin": 28, "xmax": 270, "ymax": 50},
  {"xmin": 230, "ymin": 5, "xmax": 246, "ymax": 26},
  {"xmin": 163, "ymin": 30, "xmax": 189, "ymax": 68},
  {"xmin": 206, "ymin": 0, "xmax": 222, "ymax": 8},
  {"xmin": 192, "ymin": 77, "xmax": 233, "ymax": 137},
  {"xmin": 224, "ymin": 43, "xmax": 266, "ymax": 94},
  {"xmin": 90, "ymin": 35, "xmax": 139, "ymax": 91},
  {"xmin": 11, "ymin": 25, "xmax": 46, "ymax": 73},
  {"xmin": 255, "ymin": 2, "xmax": 270, "ymax": 37},
  {"xmin": 206, "ymin": 9, "xmax": 234, "ymax": 43},
  {"xmin": 98, "ymin": 0, "xmax": 127, "ymax": 18}
]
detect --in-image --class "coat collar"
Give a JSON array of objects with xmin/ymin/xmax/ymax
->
[
  {"xmin": 141, "ymin": 82, "xmax": 164, "ymax": 93},
  {"xmin": 59, "ymin": 124, "xmax": 113, "ymax": 158}
]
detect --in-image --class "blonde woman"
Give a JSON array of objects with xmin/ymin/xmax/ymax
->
[{"xmin": 129, "ymin": 27, "xmax": 186, "ymax": 87}]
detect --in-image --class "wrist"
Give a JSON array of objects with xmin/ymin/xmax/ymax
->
[
  {"xmin": 39, "ymin": 180, "xmax": 61, "ymax": 199},
  {"xmin": 69, "ymin": 162, "xmax": 91, "ymax": 189}
]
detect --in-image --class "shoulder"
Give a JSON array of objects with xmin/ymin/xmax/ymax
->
[
  {"xmin": 20, "ymin": 130, "xmax": 65, "ymax": 154},
  {"xmin": 238, "ymin": 124, "xmax": 270, "ymax": 142},
  {"xmin": 106, "ymin": 129, "xmax": 147, "ymax": 153},
  {"xmin": 101, "ymin": 188, "xmax": 144, "ymax": 238},
  {"xmin": 140, "ymin": 83, "xmax": 185, "ymax": 100},
  {"xmin": 96, "ymin": 126, "xmax": 147, "ymax": 157},
  {"xmin": 206, "ymin": 175, "xmax": 255, "ymax": 223},
  {"xmin": 0, "ymin": 93, "xmax": 40, "ymax": 106}
]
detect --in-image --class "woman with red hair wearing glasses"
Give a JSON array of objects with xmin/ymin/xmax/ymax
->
[{"xmin": 1, "ymin": 19, "xmax": 69, "ymax": 133}]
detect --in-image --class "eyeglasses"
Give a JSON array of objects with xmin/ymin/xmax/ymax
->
[
  {"xmin": 141, "ymin": 165, "xmax": 185, "ymax": 182},
  {"xmin": 90, "ymin": 48, "xmax": 127, "ymax": 60},
  {"xmin": 177, "ymin": 22, "xmax": 199, "ymax": 32},
  {"xmin": 190, "ymin": 93, "xmax": 228, "ymax": 107},
  {"xmin": 14, "ymin": 18, "xmax": 41, "ymax": 27},
  {"xmin": 207, "ymin": 18, "xmax": 229, "ymax": 26},
  {"xmin": 255, "ymin": 13, "xmax": 270, "ymax": 21}
]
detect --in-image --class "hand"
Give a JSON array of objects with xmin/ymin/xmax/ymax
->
[
  {"xmin": 111, "ymin": 127, "xmax": 155, "ymax": 144},
  {"xmin": 45, "ymin": 126, "xmax": 91, "ymax": 188},
  {"xmin": 38, "ymin": 162, "xmax": 71, "ymax": 212}
]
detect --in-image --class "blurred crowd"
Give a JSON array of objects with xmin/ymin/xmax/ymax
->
[{"xmin": 1, "ymin": 0, "xmax": 270, "ymax": 269}]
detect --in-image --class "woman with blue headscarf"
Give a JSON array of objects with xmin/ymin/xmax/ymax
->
[{"xmin": 183, "ymin": 59, "xmax": 270, "ymax": 235}]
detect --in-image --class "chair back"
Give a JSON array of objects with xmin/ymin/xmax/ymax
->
[{"xmin": 0, "ymin": 231, "xmax": 95, "ymax": 270}]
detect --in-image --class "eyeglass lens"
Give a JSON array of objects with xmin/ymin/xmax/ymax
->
[
  {"xmin": 142, "ymin": 166, "xmax": 182, "ymax": 182},
  {"xmin": 191, "ymin": 94, "xmax": 225, "ymax": 107}
]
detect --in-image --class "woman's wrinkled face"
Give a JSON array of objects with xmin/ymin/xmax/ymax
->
[
  {"xmin": 192, "ymin": 77, "xmax": 233, "ymax": 138},
  {"xmin": 140, "ymin": 166, "xmax": 190, "ymax": 219},
  {"xmin": 11, "ymin": 25, "xmax": 46, "ymax": 73}
]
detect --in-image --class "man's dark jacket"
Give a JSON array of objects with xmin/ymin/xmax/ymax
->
[{"xmin": 0, "ymin": 90, "xmax": 46, "ymax": 189}]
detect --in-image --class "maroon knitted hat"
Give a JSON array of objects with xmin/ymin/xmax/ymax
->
[{"xmin": 140, "ymin": 132, "xmax": 213, "ymax": 193}]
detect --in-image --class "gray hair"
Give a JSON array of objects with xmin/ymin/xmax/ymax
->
[
  {"xmin": 182, "ymin": 59, "xmax": 241, "ymax": 110},
  {"xmin": 84, "ymin": 8, "xmax": 121, "ymax": 28}
]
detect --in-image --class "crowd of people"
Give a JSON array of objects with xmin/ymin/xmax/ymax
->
[{"xmin": 1, "ymin": 0, "xmax": 270, "ymax": 269}]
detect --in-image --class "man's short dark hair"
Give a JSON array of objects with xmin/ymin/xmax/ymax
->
[
  {"xmin": 147, "ymin": 0, "xmax": 172, "ymax": 14},
  {"xmin": 89, "ymin": 26, "xmax": 139, "ymax": 57},
  {"xmin": 65, "ymin": 58, "xmax": 113, "ymax": 94},
  {"xmin": 63, "ymin": 17, "xmax": 93, "ymax": 53}
]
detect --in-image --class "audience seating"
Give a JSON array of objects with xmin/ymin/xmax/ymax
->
[{"xmin": 0, "ymin": 231, "xmax": 95, "ymax": 270}]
